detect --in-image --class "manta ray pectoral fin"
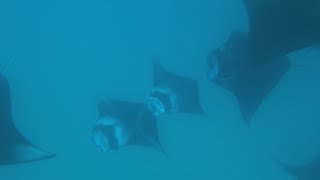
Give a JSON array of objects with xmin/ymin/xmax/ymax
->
[
  {"xmin": 146, "ymin": 137, "xmax": 168, "ymax": 157},
  {"xmin": 0, "ymin": 130, "xmax": 55, "ymax": 165},
  {"xmin": 152, "ymin": 62, "xmax": 175, "ymax": 86},
  {"xmin": 234, "ymin": 56, "xmax": 290, "ymax": 123},
  {"xmin": 130, "ymin": 132, "xmax": 168, "ymax": 157},
  {"xmin": 5, "ymin": 144, "xmax": 55, "ymax": 165},
  {"xmin": 178, "ymin": 92, "xmax": 205, "ymax": 115},
  {"xmin": 130, "ymin": 108, "xmax": 167, "ymax": 156},
  {"xmin": 279, "ymin": 161, "xmax": 320, "ymax": 180},
  {"xmin": 235, "ymin": 91, "xmax": 265, "ymax": 124},
  {"xmin": 0, "ymin": 73, "xmax": 55, "ymax": 165}
]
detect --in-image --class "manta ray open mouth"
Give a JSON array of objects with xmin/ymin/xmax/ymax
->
[
  {"xmin": 147, "ymin": 88, "xmax": 177, "ymax": 116},
  {"xmin": 92, "ymin": 127, "xmax": 111, "ymax": 152},
  {"xmin": 92, "ymin": 117, "xmax": 130, "ymax": 152}
]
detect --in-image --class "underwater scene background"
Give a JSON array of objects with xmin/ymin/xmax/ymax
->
[{"xmin": 1, "ymin": 0, "xmax": 320, "ymax": 179}]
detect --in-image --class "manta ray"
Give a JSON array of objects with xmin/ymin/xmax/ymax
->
[
  {"xmin": 207, "ymin": 31, "xmax": 290, "ymax": 122},
  {"xmin": 0, "ymin": 73, "xmax": 55, "ymax": 165},
  {"xmin": 207, "ymin": 0, "xmax": 320, "ymax": 122},
  {"xmin": 92, "ymin": 98, "xmax": 165, "ymax": 154},
  {"xmin": 147, "ymin": 63, "xmax": 204, "ymax": 116}
]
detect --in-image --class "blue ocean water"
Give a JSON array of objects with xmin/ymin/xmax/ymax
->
[{"xmin": 1, "ymin": 0, "xmax": 320, "ymax": 179}]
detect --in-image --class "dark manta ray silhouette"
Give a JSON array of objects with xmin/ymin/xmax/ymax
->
[
  {"xmin": 0, "ymin": 73, "xmax": 55, "ymax": 165},
  {"xmin": 207, "ymin": 31, "xmax": 290, "ymax": 122},
  {"xmin": 281, "ymin": 156, "xmax": 320, "ymax": 180},
  {"xmin": 243, "ymin": 0, "xmax": 320, "ymax": 61},
  {"xmin": 147, "ymin": 63, "xmax": 203, "ymax": 116},
  {"xmin": 92, "ymin": 98, "xmax": 165, "ymax": 154},
  {"xmin": 207, "ymin": 0, "xmax": 320, "ymax": 122}
]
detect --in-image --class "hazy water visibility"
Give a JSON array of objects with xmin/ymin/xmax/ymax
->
[{"xmin": 1, "ymin": 0, "xmax": 320, "ymax": 179}]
